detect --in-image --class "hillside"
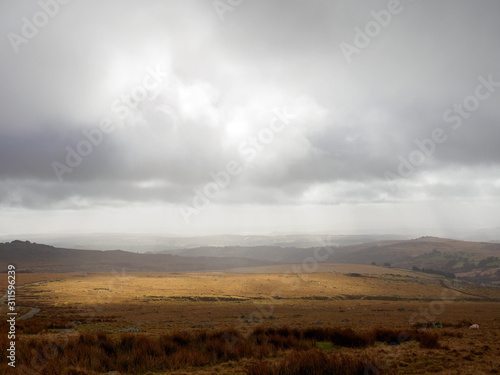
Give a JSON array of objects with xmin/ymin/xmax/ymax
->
[
  {"xmin": 0, "ymin": 240, "xmax": 273, "ymax": 273},
  {"xmin": 1, "ymin": 238, "xmax": 498, "ymax": 284},
  {"xmin": 162, "ymin": 237, "xmax": 500, "ymax": 284},
  {"xmin": 0, "ymin": 233, "xmax": 410, "ymax": 252}
]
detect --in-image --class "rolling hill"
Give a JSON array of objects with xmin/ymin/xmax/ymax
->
[
  {"xmin": 159, "ymin": 237, "xmax": 500, "ymax": 284},
  {"xmin": 1, "ymin": 237, "xmax": 498, "ymax": 284},
  {"xmin": 0, "ymin": 240, "xmax": 273, "ymax": 273}
]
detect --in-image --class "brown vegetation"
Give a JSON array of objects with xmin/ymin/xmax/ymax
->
[
  {"xmin": 248, "ymin": 349, "xmax": 385, "ymax": 375},
  {"xmin": 1, "ymin": 272, "xmax": 499, "ymax": 374},
  {"xmin": 2, "ymin": 326, "xmax": 430, "ymax": 374}
]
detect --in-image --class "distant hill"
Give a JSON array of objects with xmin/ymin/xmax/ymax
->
[
  {"xmin": 0, "ymin": 240, "xmax": 273, "ymax": 273},
  {"xmin": 0, "ymin": 233, "xmax": 409, "ymax": 252},
  {"xmin": 1, "ymin": 238, "xmax": 498, "ymax": 285},
  {"xmin": 159, "ymin": 237, "xmax": 500, "ymax": 285}
]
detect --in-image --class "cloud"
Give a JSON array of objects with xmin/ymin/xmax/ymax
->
[{"xmin": 1, "ymin": 0, "xmax": 499, "ymax": 233}]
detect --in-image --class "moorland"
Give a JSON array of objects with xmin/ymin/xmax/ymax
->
[{"xmin": 0, "ymin": 237, "xmax": 499, "ymax": 374}]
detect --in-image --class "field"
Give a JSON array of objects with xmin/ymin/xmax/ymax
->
[{"xmin": 1, "ymin": 266, "xmax": 499, "ymax": 374}]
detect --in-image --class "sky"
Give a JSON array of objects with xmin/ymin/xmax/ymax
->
[{"xmin": 0, "ymin": 0, "xmax": 499, "ymax": 237}]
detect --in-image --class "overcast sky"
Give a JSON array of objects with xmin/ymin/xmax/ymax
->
[{"xmin": 1, "ymin": 0, "xmax": 499, "ymax": 236}]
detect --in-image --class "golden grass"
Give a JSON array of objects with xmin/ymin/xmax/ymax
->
[
  {"xmin": 0, "ymin": 273, "xmax": 82, "ymax": 295},
  {"xmin": 16, "ymin": 271, "xmax": 492, "ymax": 306},
  {"xmin": 1, "ymin": 271, "xmax": 499, "ymax": 374},
  {"xmin": 222, "ymin": 263, "xmax": 437, "ymax": 277}
]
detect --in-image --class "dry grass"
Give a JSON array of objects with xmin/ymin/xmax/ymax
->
[
  {"xmin": 10, "ymin": 270, "xmax": 499, "ymax": 314},
  {"xmin": 18, "ymin": 318, "xmax": 75, "ymax": 334},
  {"xmin": 249, "ymin": 349, "xmax": 386, "ymax": 375},
  {"xmin": 222, "ymin": 263, "xmax": 434, "ymax": 278},
  {"xmin": 1, "ymin": 326, "xmax": 415, "ymax": 374},
  {"xmin": 0, "ymin": 273, "xmax": 81, "ymax": 295},
  {"xmin": 1, "ymin": 272, "xmax": 499, "ymax": 374}
]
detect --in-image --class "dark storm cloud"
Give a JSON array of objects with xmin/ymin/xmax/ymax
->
[{"xmin": 0, "ymin": 0, "xmax": 499, "ymax": 211}]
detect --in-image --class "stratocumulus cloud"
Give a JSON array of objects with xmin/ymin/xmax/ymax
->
[{"xmin": 0, "ymin": 0, "xmax": 499, "ymax": 234}]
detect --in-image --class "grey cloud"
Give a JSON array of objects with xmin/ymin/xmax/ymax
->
[{"xmin": 0, "ymin": 0, "xmax": 499, "ymax": 233}]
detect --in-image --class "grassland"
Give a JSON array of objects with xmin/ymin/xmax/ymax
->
[{"xmin": 1, "ymin": 266, "xmax": 499, "ymax": 374}]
